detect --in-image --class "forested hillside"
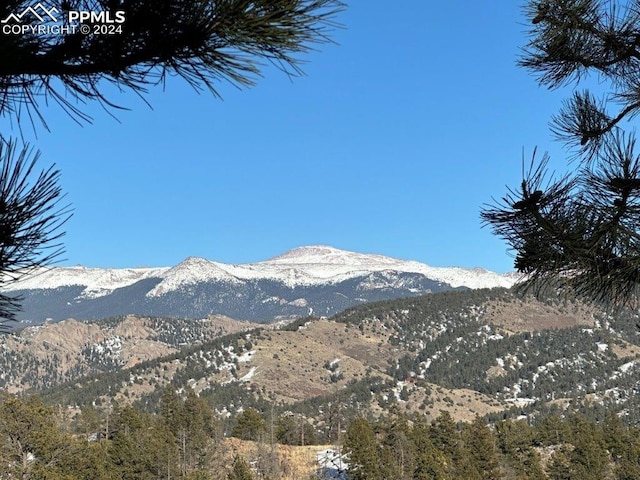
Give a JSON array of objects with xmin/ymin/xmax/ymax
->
[
  {"xmin": 3, "ymin": 390, "xmax": 640, "ymax": 479},
  {"xmin": 1, "ymin": 288, "xmax": 635, "ymax": 427},
  {"xmin": 3, "ymin": 287, "xmax": 640, "ymax": 478}
]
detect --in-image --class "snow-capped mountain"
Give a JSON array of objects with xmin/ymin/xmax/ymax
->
[
  {"xmin": 5, "ymin": 266, "xmax": 169, "ymax": 299},
  {"xmin": 2, "ymin": 246, "xmax": 518, "ymax": 325}
]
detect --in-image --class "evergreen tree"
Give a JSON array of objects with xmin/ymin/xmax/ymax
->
[
  {"xmin": 159, "ymin": 386, "xmax": 220, "ymax": 476},
  {"xmin": 182, "ymin": 388, "xmax": 218, "ymax": 473},
  {"xmin": 430, "ymin": 410, "xmax": 462, "ymax": 476},
  {"xmin": 410, "ymin": 419, "xmax": 449, "ymax": 480},
  {"xmin": 56, "ymin": 439, "xmax": 115, "ymax": 480},
  {"xmin": 0, "ymin": 0, "xmax": 345, "ymax": 127},
  {"xmin": 228, "ymin": 454, "xmax": 254, "ymax": 480},
  {"xmin": 535, "ymin": 414, "xmax": 571, "ymax": 446},
  {"xmin": 378, "ymin": 412, "xmax": 414, "ymax": 479},
  {"xmin": 496, "ymin": 420, "xmax": 534, "ymax": 455},
  {"xmin": 566, "ymin": 415, "xmax": 609, "ymax": 480},
  {"xmin": 74, "ymin": 404, "xmax": 103, "ymax": 438},
  {"xmin": 276, "ymin": 413, "xmax": 317, "ymax": 446},
  {"xmin": 160, "ymin": 385, "xmax": 184, "ymax": 435},
  {"xmin": 603, "ymin": 412, "xmax": 630, "ymax": 462},
  {"xmin": 481, "ymin": 0, "xmax": 640, "ymax": 309},
  {"xmin": 461, "ymin": 417, "xmax": 501, "ymax": 480},
  {"xmin": 109, "ymin": 406, "xmax": 178, "ymax": 479},
  {"xmin": 0, "ymin": 393, "xmax": 73, "ymax": 479},
  {"xmin": 343, "ymin": 418, "xmax": 381, "ymax": 480},
  {"xmin": 547, "ymin": 445, "xmax": 573, "ymax": 480},
  {"xmin": 496, "ymin": 420, "xmax": 545, "ymax": 480},
  {"xmin": 0, "ymin": 143, "xmax": 70, "ymax": 328},
  {"xmin": 232, "ymin": 408, "xmax": 267, "ymax": 441},
  {"xmin": 614, "ymin": 434, "xmax": 640, "ymax": 480}
]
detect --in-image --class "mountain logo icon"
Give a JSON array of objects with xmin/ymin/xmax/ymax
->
[{"xmin": 1, "ymin": 3, "xmax": 59, "ymax": 23}]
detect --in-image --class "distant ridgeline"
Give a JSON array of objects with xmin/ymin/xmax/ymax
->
[{"xmin": 2, "ymin": 246, "xmax": 514, "ymax": 325}]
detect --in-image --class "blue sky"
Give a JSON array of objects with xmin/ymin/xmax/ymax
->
[{"xmin": 3, "ymin": 2, "xmax": 576, "ymax": 272}]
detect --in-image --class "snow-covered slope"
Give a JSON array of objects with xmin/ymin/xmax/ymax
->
[
  {"xmin": 257, "ymin": 246, "xmax": 516, "ymax": 289},
  {"xmin": 3, "ymin": 265, "xmax": 169, "ymax": 298},
  {"xmin": 1, "ymin": 246, "xmax": 519, "ymax": 324},
  {"xmin": 4, "ymin": 246, "xmax": 517, "ymax": 297}
]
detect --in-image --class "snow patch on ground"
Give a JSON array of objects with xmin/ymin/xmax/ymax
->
[
  {"xmin": 239, "ymin": 366, "xmax": 257, "ymax": 382},
  {"xmin": 237, "ymin": 350, "xmax": 256, "ymax": 363},
  {"xmin": 316, "ymin": 449, "xmax": 349, "ymax": 480},
  {"xmin": 619, "ymin": 361, "xmax": 636, "ymax": 373}
]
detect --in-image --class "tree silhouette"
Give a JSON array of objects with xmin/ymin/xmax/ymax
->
[
  {"xmin": 0, "ymin": 0, "xmax": 344, "ymax": 326},
  {"xmin": 0, "ymin": 140, "xmax": 70, "ymax": 329},
  {"xmin": 482, "ymin": 0, "xmax": 640, "ymax": 309},
  {"xmin": 0, "ymin": 0, "xmax": 344, "ymax": 129}
]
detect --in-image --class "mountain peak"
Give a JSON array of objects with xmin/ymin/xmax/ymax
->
[
  {"xmin": 177, "ymin": 256, "xmax": 213, "ymax": 267},
  {"xmin": 4, "ymin": 247, "xmax": 518, "ymax": 318},
  {"xmin": 269, "ymin": 245, "xmax": 345, "ymax": 258},
  {"xmin": 265, "ymin": 245, "xmax": 393, "ymax": 266},
  {"xmin": 2, "ymin": 246, "xmax": 519, "ymax": 325}
]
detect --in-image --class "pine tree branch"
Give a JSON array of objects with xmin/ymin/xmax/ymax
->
[
  {"xmin": 0, "ymin": 0, "xmax": 345, "ymax": 127},
  {"xmin": 0, "ymin": 139, "xmax": 71, "ymax": 328}
]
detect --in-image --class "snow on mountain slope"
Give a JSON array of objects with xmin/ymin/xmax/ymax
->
[
  {"xmin": 3, "ymin": 246, "xmax": 518, "ymax": 298},
  {"xmin": 267, "ymin": 245, "xmax": 397, "ymax": 266},
  {"xmin": 259, "ymin": 246, "xmax": 517, "ymax": 289},
  {"xmin": 3, "ymin": 265, "xmax": 169, "ymax": 298},
  {"xmin": 146, "ymin": 257, "xmax": 243, "ymax": 296}
]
